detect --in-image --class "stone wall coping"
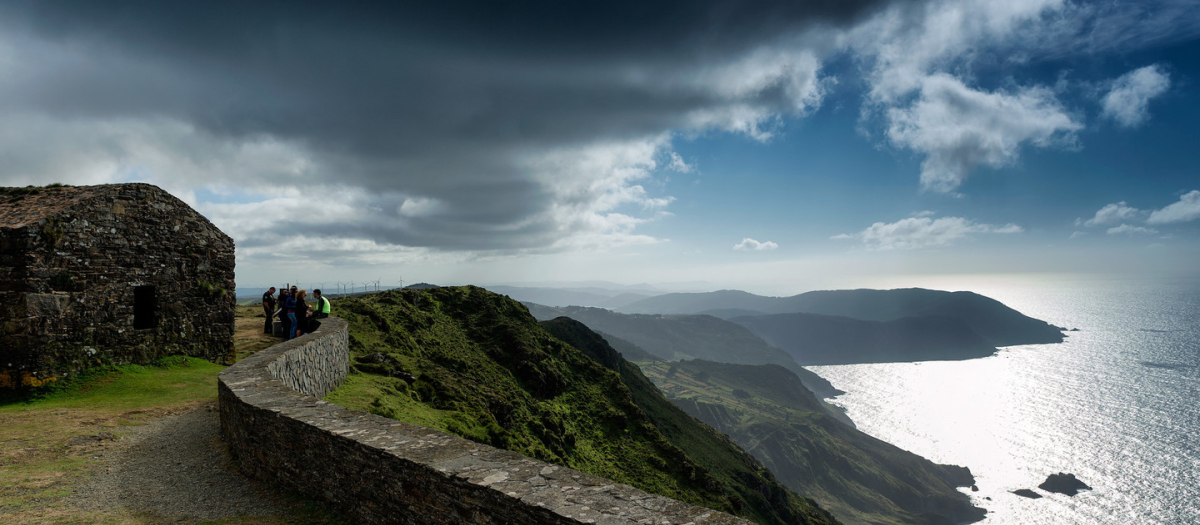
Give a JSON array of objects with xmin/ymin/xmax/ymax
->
[{"xmin": 219, "ymin": 317, "xmax": 751, "ymax": 525}]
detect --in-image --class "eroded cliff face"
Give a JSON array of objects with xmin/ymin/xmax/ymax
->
[
  {"xmin": 1, "ymin": 183, "xmax": 235, "ymax": 388},
  {"xmin": 641, "ymin": 359, "xmax": 986, "ymax": 525}
]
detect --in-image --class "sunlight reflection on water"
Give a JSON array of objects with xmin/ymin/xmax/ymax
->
[{"xmin": 808, "ymin": 276, "xmax": 1200, "ymax": 524}]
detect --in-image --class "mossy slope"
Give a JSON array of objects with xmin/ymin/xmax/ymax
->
[
  {"xmin": 326, "ymin": 286, "xmax": 838, "ymax": 525},
  {"xmin": 541, "ymin": 317, "xmax": 837, "ymax": 525}
]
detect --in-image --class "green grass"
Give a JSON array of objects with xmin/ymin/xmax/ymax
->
[
  {"xmin": 2, "ymin": 357, "xmax": 224, "ymax": 411},
  {"xmin": 0, "ymin": 357, "xmax": 225, "ymax": 519},
  {"xmin": 326, "ymin": 287, "xmax": 722, "ymax": 507}
]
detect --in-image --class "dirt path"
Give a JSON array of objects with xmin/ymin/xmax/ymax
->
[{"xmin": 68, "ymin": 403, "xmax": 290, "ymax": 523}]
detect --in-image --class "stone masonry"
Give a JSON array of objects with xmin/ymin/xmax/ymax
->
[
  {"xmin": 219, "ymin": 318, "xmax": 751, "ymax": 525},
  {"xmin": 0, "ymin": 183, "xmax": 235, "ymax": 388}
]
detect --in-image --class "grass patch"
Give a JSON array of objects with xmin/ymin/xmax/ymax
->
[
  {"xmin": 233, "ymin": 304, "xmax": 279, "ymax": 361},
  {"xmin": 0, "ymin": 357, "xmax": 223, "ymax": 517},
  {"xmin": 2, "ymin": 357, "xmax": 224, "ymax": 411}
]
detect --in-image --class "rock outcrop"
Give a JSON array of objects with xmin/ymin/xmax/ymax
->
[
  {"xmin": 1038, "ymin": 473, "xmax": 1091, "ymax": 496},
  {"xmin": 1011, "ymin": 489, "xmax": 1042, "ymax": 499}
]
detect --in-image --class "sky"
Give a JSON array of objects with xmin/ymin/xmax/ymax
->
[{"xmin": 2, "ymin": 0, "xmax": 1199, "ymax": 295}]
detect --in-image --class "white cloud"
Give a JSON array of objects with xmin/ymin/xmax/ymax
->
[
  {"xmin": 1080, "ymin": 201, "xmax": 1141, "ymax": 227},
  {"xmin": 667, "ymin": 152, "xmax": 693, "ymax": 173},
  {"xmin": 522, "ymin": 136, "xmax": 679, "ymax": 251},
  {"xmin": 912, "ymin": 210, "xmax": 937, "ymax": 217},
  {"xmin": 1106, "ymin": 224, "xmax": 1158, "ymax": 235},
  {"xmin": 836, "ymin": 216, "xmax": 1023, "ymax": 250},
  {"xmin": 1102, "ymin": 65, "xmax": 1171, "ymax": 128},
  {"xmin": 1147, "ymin": 190, "xmax": 1200, "ymax": 224},
  {"xmin": 733, "ymin": 238, "xmax": 779, "ymax": 251},
  {"xmin": 850, "ymin": 0, "xmax": 1069, "ymax": 104},
  {"xmin": 398, "ymin": 197, "xmax": 441, "ymax": 217},
  {"xmin": 844, "ymin": 0, "xmax": 1200, "ymax": 193},
  {"xmin": 697, "ymin": 48, "xmax": 827, "ymax": 114},
  {"xmin": 992, "ymin": 224, "xmax": 1025, "ymax": 234},
  {"xmin": 886, "ymin": 74, "xmax": 1081, "ymax": 193},
  {"xmin": 1069, "ymin": 231, "xmax": 1087, "ymax": 239}
]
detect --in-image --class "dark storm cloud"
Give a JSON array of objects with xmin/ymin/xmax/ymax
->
[
  {"xmin": 6, "ymin": 1, "xmax": 892, "ymax": 58},
  {"xmin": 0, "ymin": 0, "xmax": 901, "ymax": 252}
]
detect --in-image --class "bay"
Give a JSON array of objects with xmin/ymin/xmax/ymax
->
[{"xmin": 809, "ymin": 276, "xmax": 1200, "ymax": 524}]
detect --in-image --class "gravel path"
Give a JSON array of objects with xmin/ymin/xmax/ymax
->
[{"xmin": 70, "ymin": 403, "xmax": 289, "ymax": 521}]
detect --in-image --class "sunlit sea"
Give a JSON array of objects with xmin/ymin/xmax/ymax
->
[{"xmin": 808, "ymin": 276, "xmax": 1200, "ymax": 525}]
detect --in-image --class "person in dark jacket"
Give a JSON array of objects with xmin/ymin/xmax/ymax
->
[
  {"xmin": 275, "ymin": 286, "xmax": 291, "ymax": 339},
  {"xmin": 293, "ymin": 289, "xmax": 309, "ymax": 338},
  {"xmin": 282, "ymin": 287, "xmax": 298, "ymax": 340},
  {"xmin": 261, "ymin": 287, "xmax": 276, "ymax": 334}
]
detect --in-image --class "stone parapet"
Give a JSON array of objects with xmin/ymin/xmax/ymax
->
[{"xmin": 218, "ymin": 317, "xmax": 749, "ymax": 525}]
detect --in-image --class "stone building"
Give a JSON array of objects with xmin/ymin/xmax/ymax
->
[{"xmin": 0, "ymin": 183, "xmax": 235, "ymax": 388}]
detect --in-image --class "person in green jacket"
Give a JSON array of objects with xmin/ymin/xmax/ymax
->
[{"xmin": 311, "ymin": 289, "xmax": 331, "ymax": 319}]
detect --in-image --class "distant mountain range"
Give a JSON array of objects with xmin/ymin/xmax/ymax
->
[
  {"xmin": 523, "ymin": 303, "xmax": 842, "ymax": 399},
  {"xmin": 620, "ymin": 288, "xmax": 1065, "ymax": 347},
  {"xmin": 483, "ymin": 285, "xmax": 654, "ymax": 309}
]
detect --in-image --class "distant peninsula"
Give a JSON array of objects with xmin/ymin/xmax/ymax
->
[
  {"xmin": 732, "ymin": 312, "xmax": 997, "ymax": 365},
  {"xmin": 620, "ymin": 287, "xmax": 1066, "ymax": 347}
]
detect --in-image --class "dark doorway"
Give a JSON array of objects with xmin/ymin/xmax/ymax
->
[{"xmin": 133, "ymin": 285, "xmax": 157, "ymax": 329}]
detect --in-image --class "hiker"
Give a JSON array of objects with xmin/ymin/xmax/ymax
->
[
  {"xmin": 311, "ymin": 289, "xmax": 330, "ymax": 320},
  {"xmin": 274, "ymin": 286, "xmax": 291, "ymax": 338},
  {"xmin": 294, "ymin": 289, "xmax": 309, "ymax": 338},
  {"xmin": 261, "ymin": 287, "xmax": 276, "ymax": 334},
  {"xmin": 283, "ymin": 287, "xmax": 298, "ymax": 340}
]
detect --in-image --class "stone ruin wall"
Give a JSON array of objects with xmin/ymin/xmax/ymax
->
[
  {"xmin": 219, "ymin": 317, "xmax": 750, "ymax": 525},
  {"xmin": 0, "ymin": 184, "xmax": 235, "ymax": 386}
]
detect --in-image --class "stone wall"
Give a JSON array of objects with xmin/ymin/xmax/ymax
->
[
  {"xmin": 0, "ymin": 183, "xmax": 235, "ymax": 386},
  {"xmin": 219, "ymin": 318, "xmax": 750, "ymax": 525}
]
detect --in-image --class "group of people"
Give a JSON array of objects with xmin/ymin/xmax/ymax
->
[{"xmin": 261, "ymin": 285, "xmax": 331, "ymax": 340}]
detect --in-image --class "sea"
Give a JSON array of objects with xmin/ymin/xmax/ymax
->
[{"xmin": 807, "ymin": 275, "xmax": 1200, "ymax": 525}]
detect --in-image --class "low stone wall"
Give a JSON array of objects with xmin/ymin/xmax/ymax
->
[{"xmin": 218, "ymin": 317, "xmax": 749, "ymax": 525}]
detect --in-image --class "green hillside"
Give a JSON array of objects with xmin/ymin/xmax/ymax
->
[
  {"xmin": 638, "ymin": 359, "xmax": 986, "ymax": 525},
  {"xmin": 325, "ymin": 287, "xmax": 838, "ymax": 525},
  {"xmin": 523, "ymin": 303, "xmax": 842, "ymax": 399},
  {"xmin": 542, "ymin": 317, "xmax": 838, "ymax": 525}
]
